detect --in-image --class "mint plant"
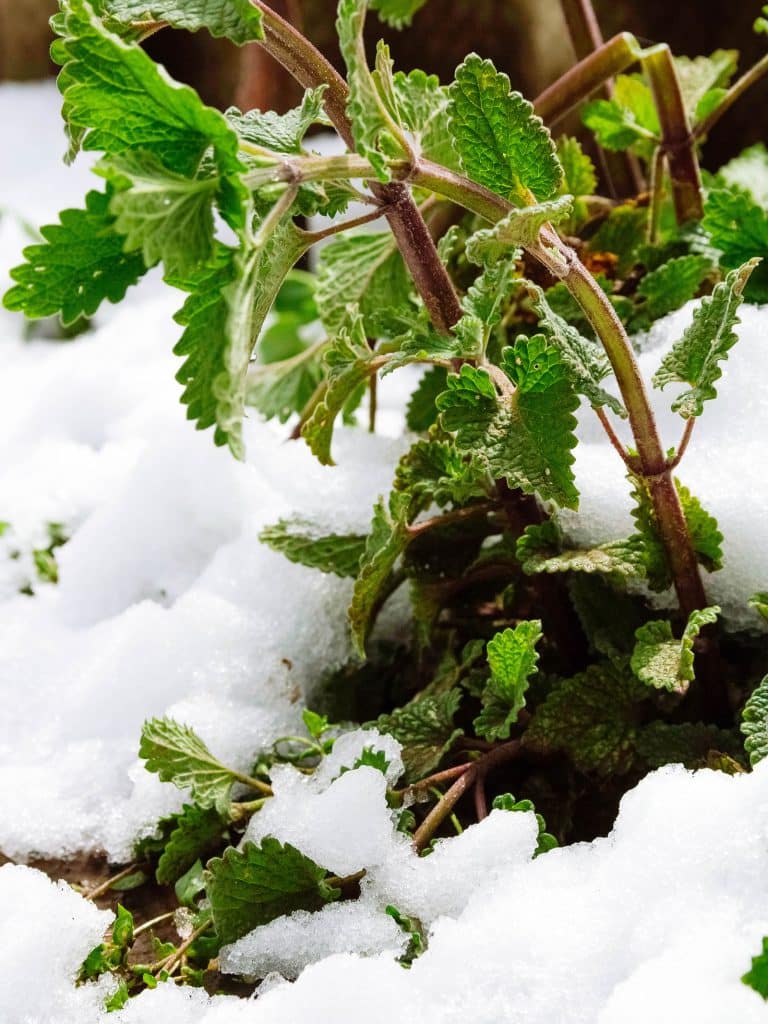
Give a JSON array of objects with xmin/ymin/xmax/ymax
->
[{"xmin": 5, "ymin": 0, "xmax": 768, "ymax": 1006}]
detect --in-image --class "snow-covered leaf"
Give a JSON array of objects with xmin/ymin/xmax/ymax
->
[
  {"xmin": 140, "ymin": 717, "xmax": 243, "ymax": 815},
  {"xmin": 517, "ymin": 520, "xmax": 645, "ymax": 582},
  {"xmin": 259, "ymin": 520, "xmax": 368, "ymax": 578},
  {"xmin": 206, "ymin": 839, "xmax": 338, "ymax": 945}
]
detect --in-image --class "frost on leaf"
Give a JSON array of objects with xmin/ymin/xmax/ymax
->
[
  {"xmin": 349, "ymin": 492, "xmax": 411, "ymax": 657},
  {"xmin": 652, "ymin": 260, "xmax": 758, "ymax": 417},
  {"xmin": 464, "ymin": 196, "xmax": 573, "ymax": 260},
  {"xmin": 371, "ymin": 689, "xmax": 463, "ymax": 783},
  {"xmin": 630, "ymin": 607, "xmax": 720, "ymax": 695},
  {"xmin": 206, "ymin": 839, "xmax": 338, "ymax": 945},
  {"xmin": 259, "ymin": 520, "xmax": 368, "ymax": 578},
  {"xmin": 447, "ymin": 54, "xmax": 561, "ymax": 205},
  {"xmin": 436, "ymin": 339, "xmax": 579, "ymax": 509},
  {"xmin": 741, "ymin": 675, "xmax": 768, "ymax": 767},
  {"xmin": 524, "ymin": 662, "xmax": 647, "ymax": 775},
  {"xmin": 3, "ymin": 188, "xmax": 145, "ymax": 324},
  {"xmin": 474, "ymin": 621, "xmax": 542, "ymax": 741},
  {"xmin": 528, "ymin": 284, "xmax": 625, "ymax": 418},
  {"xmin": 103, "ymin": 0, "xmax": 263, "ymax": 44},
  {"xmin": 516, "ymin": 520, "xmax": 645, "ymax": 583},
  {"xmin": 140, "ymin": 717, "xmax": 243, "ymax": 816}
]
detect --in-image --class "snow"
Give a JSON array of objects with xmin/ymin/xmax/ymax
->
[{"xmin": 2, "ymin": 80, "xmax": 768, "ymax": 1022}]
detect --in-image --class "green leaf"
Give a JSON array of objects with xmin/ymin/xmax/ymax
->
[
  {"xmin": 524, "ymin": 662, "xmax": 646, "ymax": 775},
  {"xmin": 630, "ymin": 255, "xmax": 711, "ymax": 330},
  {"xmin": 631, "ymin": 606, "xmax": 720, "ymax": 695},
  {"xmin": 53, "ymin": 0, "xmax": 245, "ymax": 181},
  {"xmin": 170, "ymin": 221, "xmax": 309, "ymax": 458},
  {"xmin": 370, "ymin": 0, "xmax": 428, "ymax": 27},
  {"xmin": 677, "ymin": 481, "xmax": 723, "ymax": 572},
  {"xmin": 717, "ymin": 144, "xmax": 768, "ymax": 208},
  {"xmin": 302, "ymin": 311, "xmax": 376, "ymax": 465},
  {"xmin": 105, "ymin": 980, "xmax": 130, "ymax": 1012},
  {"xmin": 246, "ymin": 342, "xmax": 325, "ymax": 425},
  {"xmin": 436, "ymin": 337, "xmax": 579, "ymax": 509},
  {"xmin": 112, "ymin": 904, "xmax": 134, "ymax": 949},
  {"xmin": 394, "ymin": 439, "xmax": 490, "ymax": 509},
  {"xmin": 636, "ymin": 720, "xmax": 742, "ymax": 769},
  {"xmin": 673, "ymin": 50, "xmax": 738, "ymax": 124},
  {"xmin": 492, "ymin": 793, "xmax": 558, "ymax": 857},
  {"xmin": 303, "ymin": 709, "xmax": 331, "ymax": 739},
  {"xmin": 528, "ymin": 283, "xmax": 625, "ymax": 417},
  {"xmin": 140, "ymin": 717, "xmax": 243, "ymax": 815},
  {"xmin": 652, "ymin": 260, "xmax": 758, "ymax": 418},
  {"xmin": 348, "ymin": 492, "xmax": 411, "ymax": 656},
  {"xmin": 316, "ymin": 231, "xmax": 411, "ymax": 337},
  {"xmin": 703, "ymin": 188, "xmax": 768, "ymax": 302},
  {"xmin": 741, "ymin": 675, "xmax": 768, "ymax": 766},
  {"xmin": 175, "ymin": 859, "xmax": 207, "ymax": 906},
  {"xmin": 100, "ymin": 150, "xmax": 217, "ymax": 276},
  {"xmin": 749, "ymin": 592, "xmax": 768, "ymax": 623},
  {"xmin": 206, "ymin": 838, "xmax": 338, "ymax": 945},
  {"xmin": 337, "ymin": 0, "xmax": 405, "ymax": 181},
  {"xmin": 406, "ymin": 367, "xmax": 447, "ymax": 432},
  {"xmin": 371, "ymin": 689, "xmax": 463, "ymax": 784},
  {"xmin": 391, "ymin": 69, "xmax": 457, "ymax": 168},
  {"xmin": 259, "ymin": 519, "xmax": 368, "ymax": 578},
  {"xmin": 743, "ymin": 937, "xmax": 768, "ymax": 1000},
  {"xmin": 516, "ymin": 520, "xmax": 645, "ymax": 583},
  {"xmin": 3, "ymin": 188, "xmax": 145, "ymax": 324},
  {"xmin": 385, "ymin": 904, "xmax": 425, "ymax": 966},
  {"xmin": 556, "ymin": 136, "xmax": 597, "ymax": 233},
  {"xmin": 464, "ymin": 196, "xmax": 573, "ymax": 261},
  {"xmin": 104, "ymin": 0, "xmax": 263, "ymax": 43},
  {"xmin": 155, "ymin": 804, "xmax": 227, "ymax": 885},
  {"xmin": 226, "ymin": 88, "xmax": 328, "ymax": 155},
  {"xmin": 582, "ymin": 75, "xmax": 659, "ymax": 159},
  {"xmin": 448, "ymin": 54, "xmax": 561, "ymax": 205},
  {"xmin": 588, "ymin": 203, "xmax": 648, "ymax": 277},
  {"xmin": 568, "ymin": 574, "xmax": 648, "ymax": 662},
  {"xmin": 474, "ymin": 620, "xmax": 542, "ymax": 741}
]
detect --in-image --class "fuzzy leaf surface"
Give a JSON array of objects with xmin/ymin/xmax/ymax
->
[
  {"xmin": 259, "ymin": 520, "xmax": 367, "ymax": 578},
  {"xmin": 3, "ymin": 188, "xmax": 145, "ymax": 324},
  {"xmin": 474, "ymin": 621, "xmax": 542, "ymax": 741},
  {"xmin": 556, "ymin": 135, "xmax": 597, "ymax": 232},
  {"xmin": 391, "ymin": 69, "xmax": 456, "ymax": 168},
  {"xmin": 741, "ymin": 675, "xmax": 768, "ymax": 766},
  {"xmin": 140, "ymin": 717, "xmax": 241, "ymax": 815},
  {"xmin": 465, "ymin": 196, "xmax": 573, "ymax": 260},
  {"xmin": 631, "ymin": 255, "xmax": 711, "ymax": 330},
  {"xmin": 652, "ymin": 260, "xmax": 757, "ymax": 417},
  {"xmin": 226, "ymin": 88, "xmax": 327, "ymax": 156},
  {"xmin": 437, "ymin": 339, "xmax": 579, "ymax": 508},
  {"xmin": 524, "ymin": 662, "xmax": 646, "ymax": 775},
  {"xmin": 206, "ymin": 839, "xmax": 337, "ymax": 945},
  {"xmin": 395, "ymin": 440, "xmax": 490, "ymax": 509},
  {"xmin": 104, "ymin": 0, "xmax": 263, "ymax": 43},
  {"xmin": 631, "ymin": 607, "xmax": 720, "ymax": 694},
  {"xmin": 529, "ymin": 284, "xmax": 625, "ymax": 417},
  {"xmin": 673, "ymin": 50, "xmax": 738, "ymax": 123},
  {"xmin": 448, "ymin": 54, "xmax": 561, "ymax": 204},
  {"xmin": 370, "ymin": 0, "xmax": 427, "ymax": 27},
  {"xmin": 372, "ymin": 689, "xmax": 463, "ymax": 783},
  {"xmin": 53, "ymin": 0, "xmax": 245, "ymax": 179},
  {"xmin": 349, "ymin": 492, "xmax": 411, "ymax": 656},
  {"xmin": 316, "ymin": 231, "xmax": 411, "ymax": 336},
  {"xmin": 517, "ymin": 521, "xmax": 645, "ymax": 582},
  {"xmin": 703, "ymin": 189, "xmax": 768, "ymax": 302},
  {"xmin": 156, "ymin": 804, "xmax": 227, "ymax": 885}
]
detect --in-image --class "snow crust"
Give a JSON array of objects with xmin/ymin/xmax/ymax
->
[{"xmin": 2, "ymin": 81, "xmax": 768, "ymax": 1022}]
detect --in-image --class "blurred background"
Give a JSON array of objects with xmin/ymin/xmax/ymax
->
[{"xmin": 2, "ymin": 0, "xmax": 766, "ymax": 173}]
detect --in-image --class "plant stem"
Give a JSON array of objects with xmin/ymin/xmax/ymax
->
[
  {"xmin": 229, "ymin": 768, "xmax": 273, "ymax": 797},
  {"xmin": 406, "ymin": 502, "xmax": 495, "ymax": 538},
  {"xmin": 647, "ymin": 146, "xmax": 666, "ymax": 245},
  {"xmin": 693, "ymin": 52, "xmax": 768, "ymax": 140},
  {"xmin": 534, "ymin": 32, "xmax": 642, "ymax": 126},
  {"xmin": 133, "ymin": 910, "xmax": 177, "ymax": 938},
  {"xmin": 641, "ymin": 46, "xmax": 703, "ymax": 223},
  {"xmin": 85, "ymin": 863, "xmax": 144, "ymax": 900},
  {"xmin": 413, "ymin": 740, "xmax": 522, "ymax": 851},
  {"xmin": 252, "ymin": 0, "xmax": 463, "ymax": 336},
  {"xmin": 154, "ymin": 919, "xmax": 212, "ymax": 978},
  {"xmin": 668, "ymin": 418, "xmax": 695, "ymax": 471},
  {"xmin": 302, "ymin": 207, "xmax": 386, "ymax": 243},
  {"xmin": 558, "ymin": 0, "xmax": 643, "ymax": 198},
  {"xmin": 594, "ymin": 407, "xmax": 635, "ymax": 469}
]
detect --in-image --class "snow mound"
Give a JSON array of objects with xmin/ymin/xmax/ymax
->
[{"xmin": 4, "ymin": 765, "xmax": 768, "ymax": 1022}]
